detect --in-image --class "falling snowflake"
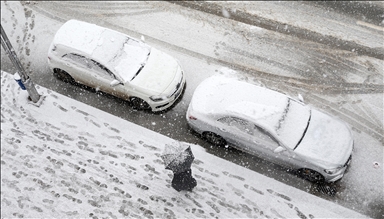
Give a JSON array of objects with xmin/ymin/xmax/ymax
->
[{"xmin": 222, "ymin": 8, "xmax": 230, "ymax": 18}]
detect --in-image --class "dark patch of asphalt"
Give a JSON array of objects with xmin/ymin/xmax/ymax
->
[{"xmin": 305, "ymin": 1, "xmax": 384, "ymax": 26}]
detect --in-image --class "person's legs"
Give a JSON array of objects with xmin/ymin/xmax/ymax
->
[{"xmin": 171, "ymin": 169, "xmax": 197, "ymax": 192}]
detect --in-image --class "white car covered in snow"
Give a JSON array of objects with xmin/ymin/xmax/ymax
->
[
  {"xmin": 48, "ymin": 19, "xmax": 185, "ymax": 111},
  {"xmin": 186, "ymin": 76, "xmax": 353, "ymax": 183}
]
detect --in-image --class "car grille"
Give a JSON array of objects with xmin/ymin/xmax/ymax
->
[
  {"xmin": 170, "ymin": 82, "xmax": 181, "ymax": 97},
  {"xmin": 344, "ymin": 155, "xmax": 352, "ymax": 167},
  {"xmin": 168, "ymin": 72, "xmax": 184, "ymax": 98},
  {"xmin": 173, "ymin": 82, "xmax": 183, "ymax": 97}
]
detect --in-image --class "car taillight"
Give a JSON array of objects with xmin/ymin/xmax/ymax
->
[{"xmin": 189, "ymin": 115, "xmax": 197, "ymax": 120}]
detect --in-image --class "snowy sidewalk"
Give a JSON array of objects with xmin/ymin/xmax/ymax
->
[{"xmin": 1, "ymin": 70, "xmax": 366, "ymax": 218}]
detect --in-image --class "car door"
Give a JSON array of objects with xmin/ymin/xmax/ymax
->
[
  {"xmin": 250, "ymin": 125, "xmax": 296, "ymax": 167},
  {"xmin": 216, "ymin": 116, "xmax": 256, "ymax": 153},
  {"xmin": 86, "ymin": 59, "xmax": 131, "ymax": 100},
  {"xmin": 61, "ymin": 53, "xmax": 98, "ymax": 87}
]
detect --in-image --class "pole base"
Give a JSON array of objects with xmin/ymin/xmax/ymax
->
[{"xmin": 27, "ymin": 95, "xmax": 45, "ymax": 107}]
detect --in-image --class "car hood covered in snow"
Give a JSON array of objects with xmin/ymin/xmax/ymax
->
[
  {"xmin": 295, "ymin": 109, "xmax": 353, "ymax": 168},
  {"xmin": 112, "ymin": 41, "xmax": 151, "ymax": 82},
  {"xmin": 130, "ymin": 48, "xmax": 179, "ymax": 95}
]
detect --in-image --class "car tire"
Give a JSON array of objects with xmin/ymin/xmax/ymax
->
[
  {"xmin": 130, "ymin": 97, "xmax": 151, "ymax": 110},
  {"xmin": 297, "ymin": 168, "xmax": 325, "ymax": 183},
  {"xmin": 202, "ymin": 132, "xmax": 227, "ymax": 147},
  {"xmin": 54, "ymin": 69, "xmax": 75, "ymax": 84}
]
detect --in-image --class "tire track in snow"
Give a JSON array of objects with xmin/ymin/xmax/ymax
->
[
  {"xmin": 28, "ymin": 2, "xmax": 384, "ymax": 93},
  {"xmin": 305, "ymin": 93, "xmax": 383, "ymax": 143}
]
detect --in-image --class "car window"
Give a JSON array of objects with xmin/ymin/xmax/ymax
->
[
  {"xmin": 62, "ymin": 53, "xmax": 90, "ymax": 68},
  {"xmin": 253, "ymin": 125, "xmax": 279, "ymax": 148},
  {"xmin": 89, "ymin": 59, "xmax": 115, "ymax": 80},
  {"xmin": 218, "ymin": 117, "xmax": 253, "ymax": 135},
  {"xmin": 62, "ymin": 53, "xmax": 116, "ymax": 80}
]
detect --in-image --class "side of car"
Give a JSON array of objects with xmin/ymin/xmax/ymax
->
[
  {"xmin": 192, "ymin": 112, "xmax": 313, "ymax": 164},
  {"xmin": 189, "ymin": 112, "xmax": 327, "ymax": 182},
  {"xmin": 49, "ymin": 45, "xmax": 154, "ymax": 110}
]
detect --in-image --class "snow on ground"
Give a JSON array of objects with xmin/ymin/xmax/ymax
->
[
  {"xmin": 1, "ymin": 71, "xmax": 367, "ymax": 218},
  {"xmin": 209, "ymin": 1, "xmax": 383, "ymax": 49}
]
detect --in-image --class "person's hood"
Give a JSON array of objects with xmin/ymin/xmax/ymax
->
[
  {"xmin": 295, "ymin": 109, "xmax": 353, "ymax": 169},
  {"xmin": 130, "ymin": 48, "xmax": 179, "ymax": 95}
]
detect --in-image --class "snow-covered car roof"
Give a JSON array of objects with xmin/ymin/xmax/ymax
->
[
  {"xmin": 190, "ymin": 76, "xmax": 310, "ymax": 148},
  {"xmin": 52, "ymin": 19, "xmax": 151, "ymax": 81}
]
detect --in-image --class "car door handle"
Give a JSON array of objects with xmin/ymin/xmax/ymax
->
[{"xmin": 219, "ymin": 128, "xmax": 227, "ymax": 132}]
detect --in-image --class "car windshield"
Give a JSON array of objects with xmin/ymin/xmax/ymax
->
[
  {"xmin": 275, "ymin": 98, "xmax": 311, "ymax": 149},
  {"xmin": 111, "ymin": 38, "xmax": 151, "ymax": 82}
]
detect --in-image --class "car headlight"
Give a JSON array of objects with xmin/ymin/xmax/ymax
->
[
  {"xmin": 324, "ymin": 166, "xmax": 343, "ymax": 174},
  {"xmin": 150, "ymin": 95, "xmax": 167, "ymax": 102}
]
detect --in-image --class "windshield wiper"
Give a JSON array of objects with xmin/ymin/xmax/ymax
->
[
  {"xmin": 131, "ymin": 64, "xmax": 144, "ymax": 81},
  {"xmin": 293, "ymin": 110, "xmax": 311, "ymax": 150},
  {"xmin": 130, "ymin": 52, "xmax": 150, "ymax": 81},
  {"xmin": 276, "ymin": 98, "xmax": 291, "ymax": 132}
]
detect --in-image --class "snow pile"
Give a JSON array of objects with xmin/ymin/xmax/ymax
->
[{"xmin": 1, "ymin": 71, "xmax": 366, "ymax": 218}]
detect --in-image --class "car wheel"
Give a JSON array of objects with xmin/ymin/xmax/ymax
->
[
  {"xmin": 297, "ymin": 168, "xmax": 325, "ymax": 183},
  {"xmin": 130, "ymin": 97, "xmax": 151, "ymax": 110},
  {"xmin": 203, "ymin": 132, "xmax": 227, "ymax": 147},
  {"xmin": 54, "ymin": 69, "xmax": 75, "ymax": 84}
]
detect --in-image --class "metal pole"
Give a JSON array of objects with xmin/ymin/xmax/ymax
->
[{"xmin": 1, "ymin": 24, "xmax": 41, "ymax": 103}]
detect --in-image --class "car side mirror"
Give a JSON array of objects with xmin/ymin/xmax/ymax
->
[
  {"xmin": 298, "ymin": 94, "xmax": 304, "ymax": 103},
  {"xmin": 110, "ymin": 79, "xmax": 122, "ymax": 87},
  {"xmin": 274, "ymin": 146, "xmax": 286, "ymax": 153}
]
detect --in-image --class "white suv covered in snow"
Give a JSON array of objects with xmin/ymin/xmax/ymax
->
[{"xmin": 48, "ymin": 19, "xmax": 185, "ymax": 111}]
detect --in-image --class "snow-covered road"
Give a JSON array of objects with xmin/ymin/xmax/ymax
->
[{"xmin": 1, "ymin": 1, "xmax": 383, "ymax": 218}]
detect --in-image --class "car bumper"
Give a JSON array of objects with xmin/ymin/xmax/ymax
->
[
  {"xmin": 324, "ymin": 155, "xmax": 352, "ymax": 182},
  {"xmin": 150, "ymin": 76, "xmax": 186, "ymax": 112}
]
